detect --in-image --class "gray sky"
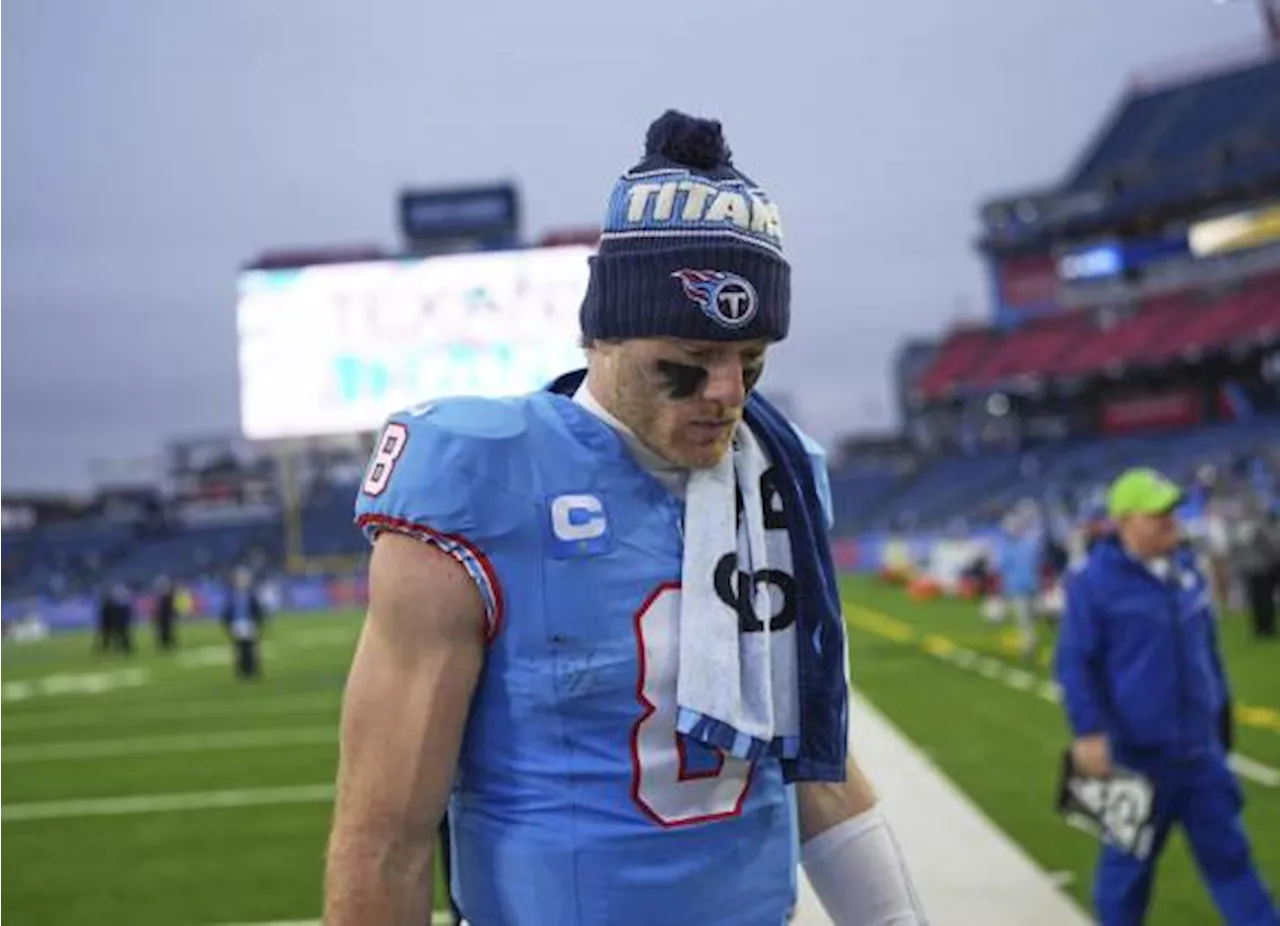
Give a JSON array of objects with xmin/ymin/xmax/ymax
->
[{"xmin": 1, "ymin": 0, "xmax": 1266, "ymax": 493}]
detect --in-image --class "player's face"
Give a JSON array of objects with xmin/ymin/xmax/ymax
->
[{"xmin": 602, "ymin": 337, "xmax": 767, "ymax": 469}]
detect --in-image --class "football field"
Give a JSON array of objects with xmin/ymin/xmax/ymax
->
[{"xmin": 3, "ymin": 575, "xmax": 1278, "ymax": 925}]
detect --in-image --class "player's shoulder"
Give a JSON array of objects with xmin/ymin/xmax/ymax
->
[
  {"xmin": 384, "ymin": 395, "xmax": 533, "ymax": 456},
  {"xmin": 410, "ymin": 393, "xmax": 535, "ymax": 432},
  {"xmin": 355, "ymin": 394, "xmax": 546, "ymax": 534}
]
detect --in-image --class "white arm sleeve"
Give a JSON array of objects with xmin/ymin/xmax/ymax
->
[{"xmin": 801, "ymin": 807, "xmax": 928, "ymax": 926}]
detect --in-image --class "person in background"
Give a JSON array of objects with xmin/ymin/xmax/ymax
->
[
  {"xmin": 221, "ymin": 566, "xmax": 266, "ymax": 680},
  {"xmin": 1191, "ymin": 465, "xmax": 1235, "ymax": 610},
  {"xmin": 1055, "ymin": 467, "xmax": 1278, "ymax": 926},
  {"xmin": 1068, "ymin": 503, "xmax": 1111, "ymax": 565},
  {"xmin": 97, "ymin": 583, "xmax": 134, "ymax": 654},
  {"xmin": 95, "ymin": 584, "xmax": 113, "ymax": 653},
  {"xmin": 997, "ymin": 504, "xmax": 1043, "ymax": 658},
  {"xmin": 1229, "ymin": 487, "xmax": 1280, "ymax": 640},
  {"xmin": 153, "ymin": 576, "xmax": 177, "ymax": 651}
]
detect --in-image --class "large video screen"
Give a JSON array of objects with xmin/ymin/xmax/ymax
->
[{"xmin": 236, "ymin": 245, "xmax": 593, "ymax": 440}]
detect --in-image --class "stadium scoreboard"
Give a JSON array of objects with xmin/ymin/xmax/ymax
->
[{"xmin": 236, "ymin": 245, "xmax": 593, "ymax": 441}]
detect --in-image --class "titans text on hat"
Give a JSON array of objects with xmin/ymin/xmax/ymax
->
[{"xmin": 610, "ymin": 171, "xmax": 785, "ymax": 255}]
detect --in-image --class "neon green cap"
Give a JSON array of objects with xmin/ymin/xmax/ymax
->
[{"xmin": 1106, "ymin": 468, "xmax": 1183, "ymax": 519}]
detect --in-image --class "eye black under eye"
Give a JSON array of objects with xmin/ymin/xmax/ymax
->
[{"xmin": 655, "ymin": 359, "xmax": 707, "ymax": 399}]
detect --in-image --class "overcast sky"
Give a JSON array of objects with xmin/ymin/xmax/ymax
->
[{"xmin": 1, "ymin": 0, "xmax": 1267, "ymax": 493}]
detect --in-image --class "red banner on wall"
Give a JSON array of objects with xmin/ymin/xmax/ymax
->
[
  {"xmin": 1101, "ymin": 390, "xmax": 1204, "ymax": 434},
  {"xmin": 998, "ymin": 254, "xmax": 1060, "ymax": 309}
]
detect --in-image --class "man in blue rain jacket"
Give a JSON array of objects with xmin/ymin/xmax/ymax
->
[{"xmin": 1056, "ymin": 468, "xmax": 1278, "ymax": 926}]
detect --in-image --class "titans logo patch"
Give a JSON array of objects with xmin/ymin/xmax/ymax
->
[{"xmin": 671, "ymin": 269, "xmax": 758, "ymax": 329}]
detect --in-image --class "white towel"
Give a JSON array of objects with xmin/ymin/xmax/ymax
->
[{"xmin": 675, "ymin": 423, "xmax": 801, "ymax": 760}]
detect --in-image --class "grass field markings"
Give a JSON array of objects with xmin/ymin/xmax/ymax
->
[
  {"xmin": 1237, "ymin": 703, "xmax": 1280, "ymax": 734},
  {"xmin": 1036, "ymin": 681, "xmax": 1063, "ymax": 704},
  {"xmin": 171, "ymin": 633, "xmax": 352, "ymax": 670},
  {"xmin": 2, "ymin": 667, "xmax": 151, "ymax": 703},
  {"xmin": 1228, "ymin": 753, "xmax": 1280, "ymax": 787},
  {"xmin": 3, "ymin": 726, "xmax": 336, "ymax": 763},
  {"xmin": 848, "ymin": 602, "xmax": 1280, "ymax": 734},
  {"xmin": 845, "ymin": 602, "xmax": 1280, "ymax": 789},
  {"xmin": 1, "ymin": 783, "xmax": 336, "ymax": 822},
  {"xmin": 176, "ymin": 646, "xmax": 239, "ymax": 668},
  {"xmin": 1004, "ymin": 668, "xmax": 1037, "ymax": 691},
  {"xmin": 844, "ymin": 604, "xmax": 917, "ymax": 643},
  {"xmin": 920, "ymin": 634, "xmax": 956, "ymax": 657},
  {"xmin": 2, "ymin": 691, "xmax": 343, "ymax": 733},
  {"xmin": 976, "ymin": 656, "xmax": 1006, "ymax": 680}
]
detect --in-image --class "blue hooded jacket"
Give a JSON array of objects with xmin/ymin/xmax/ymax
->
[{"xmin": 1054, "ymin": 536, "xmax": 1230, "ymax": 757}]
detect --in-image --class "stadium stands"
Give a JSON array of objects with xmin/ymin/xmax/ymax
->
[
  {"xmin": 2, "ymin": 518, "xmax": 284, "ymax": 600},
  {"xmin": 917, "ymin": 270, "xmax": 1280, "ymax": 399},
  {"xmin": 1065, "ymin": 56, "xmax": 1280, "ymax": 203},
  {"xmin": 834, "ymin": 415, "xmax": 1279, "ymax": 534}
]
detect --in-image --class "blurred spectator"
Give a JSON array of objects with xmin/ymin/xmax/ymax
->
[
  {"xmin": 996, "ymin": 504, "xmax": 1043, "ymax": 658},
  {"xmin": 97, "ymin": 583, "xmax": 134, "ymax": 654},
  {"xmin": 221, "ymin": 566, "xmax": 266, "ymax": 680},
  {"xmin": 1229, "ymin": 489, "xmax": 1280, "ymax": 639},
  {"xmin": 153, "ymin": 576, "xmax": 178, "ymax": 651}
]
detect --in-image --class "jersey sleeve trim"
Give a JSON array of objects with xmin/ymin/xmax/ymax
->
[{"xmin": 358, "ymin": 513, "xmax": 504, "ymax": 643}]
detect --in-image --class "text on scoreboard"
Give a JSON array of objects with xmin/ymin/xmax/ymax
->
[{"xmin": 236, "ymin": 245, "xmax": 593, "ymax": 440}]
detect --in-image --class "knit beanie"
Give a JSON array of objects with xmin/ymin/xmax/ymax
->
[{"xmin": 580, "ymin": 110, "xmax": 790, "ymax": 343}]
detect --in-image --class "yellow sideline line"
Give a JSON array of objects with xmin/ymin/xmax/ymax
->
[{"xmin": 841, "ymin": 602, "xmax": 1280, "ymax": 737}]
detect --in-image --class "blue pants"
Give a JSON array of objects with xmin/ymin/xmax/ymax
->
[{"xmin": 1095, "ymin": 749, "xmax": 1278, "ymax": 925}]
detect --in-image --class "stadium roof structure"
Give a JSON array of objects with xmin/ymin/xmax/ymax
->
[
  {"xmin": 979, "ymin": 53, "xmax": 1280, "ymax": 250},
  {"xmin": 1065, "ymin": 56, "xmax": 1280, "ymax": 196}
]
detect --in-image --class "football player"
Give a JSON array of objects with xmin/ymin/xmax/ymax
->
[{"xmin": 324, "ymin": 111, "xmax": 926, "ymax": 926}]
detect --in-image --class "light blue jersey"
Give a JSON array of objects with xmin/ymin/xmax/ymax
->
[{"xmin": 355, "ymin": 390, "xmax": 833, "ymax": 926}]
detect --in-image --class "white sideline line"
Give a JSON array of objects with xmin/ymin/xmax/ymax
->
[
  {"xmin": 3, "ymin": 727, "xmax": 336, "ymax": 763},
  {"xmin": 2, "ymin": 783, "xmax": 335, "ymax": 823},
  {"xmin": 813, "ymin": 690, "xmax": 1093, "ymax": 925},
  {"xmin": 1229, "ymin": 752, "xmax": 1280, "ymax": 787},
  {"xmin": 2, "ymin": 692, "xmax": 341, "ymax": 732}
]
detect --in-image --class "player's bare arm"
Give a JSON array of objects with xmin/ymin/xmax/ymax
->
[
  {"xmin": 323, "ymin": 532, "xmax": 485, "ymax": 926},
  {"xmin": 796, "ymin": 755, "xmax": 878, "ymax": 840}
]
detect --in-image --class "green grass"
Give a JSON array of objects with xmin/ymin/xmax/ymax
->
[
  {"xmin": 2, "ymin": 617, "xmax": 362, "ymax": 925},
  {"xmin": 841, "ymin": 574, "xmax": 1280, "ymax": 926},
  {"xmin": 3, "ymin": 585, "xmax": 1278, "ymax": 925}
]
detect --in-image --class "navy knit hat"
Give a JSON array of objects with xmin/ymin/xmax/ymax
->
[{"xmin": 580, "ymin": 110, "xmax": 790, "ymax": 343}]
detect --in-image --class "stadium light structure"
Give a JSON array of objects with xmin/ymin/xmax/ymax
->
[{"xmin": 1214, "ymin": 0, "xmax": 1280, "ymax": 47}]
